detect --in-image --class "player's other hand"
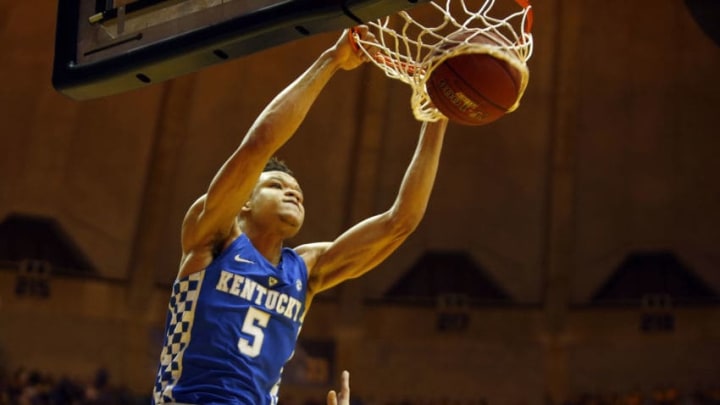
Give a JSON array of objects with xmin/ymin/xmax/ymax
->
[
  {"xmin": 326, "ymin": 370, "xmax": 350, "ymax": 405},
  {"xmin": 332, "ymin": 26, "xmax": 376, "ymax": 71}
]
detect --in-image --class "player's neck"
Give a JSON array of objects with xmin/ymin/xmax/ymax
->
[{"xmin": 241, "ymin": 226, "xmax": 284, "ymax": 266}]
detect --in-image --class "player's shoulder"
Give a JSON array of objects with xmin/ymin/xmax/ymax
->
[{"xmin": 178, "ymin": 227, "xmax": 242, "ymax": 279}]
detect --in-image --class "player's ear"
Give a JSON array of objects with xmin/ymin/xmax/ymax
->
[
  {"xmin": 240, "ymin": 200, "xmax": 252, "ymax": 213},
  {"xmin": 241, "ymin": 187, "xmax": 257, "ymax": 213}
]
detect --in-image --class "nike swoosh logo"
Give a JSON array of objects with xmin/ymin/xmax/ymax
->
[{"xmin": 234, "ymin": 255, "xmax": 255, "ymax": 265}]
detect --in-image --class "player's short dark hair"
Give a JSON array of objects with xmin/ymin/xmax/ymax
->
[{"xmin": 263, "ymin": 156, "xmax": 294, "ymax": 176}]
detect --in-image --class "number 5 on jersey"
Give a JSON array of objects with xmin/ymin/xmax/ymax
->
[{"xmin": 238, "ymin": 307, "xmax": 270, "ymax": 357}]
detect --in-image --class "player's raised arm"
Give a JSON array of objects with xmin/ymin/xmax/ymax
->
[
  {"xmin": 301, "ymin": 117, "xmax": 449, "ymax": 294},
  {"xmin": 179, "ymin": 28, "xmax": 374, "ymax": 267}
]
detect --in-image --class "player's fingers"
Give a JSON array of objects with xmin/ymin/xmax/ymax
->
[
  {"xmin": 351, "ymin": 26, "xmax": 379, "ymax": 62},
  {"xmin": 351, "ymin": 25, "xmax": 369, "ymax": 39},
  {"xmin": 340, "ymin": 370, "xmax": 350, "ymax": 398},
  {"xmin": 349, "ymin": 27, "xmax": 366, "ymax": 51},
  {"xmin": 347, "ymin": 28, "xmax": 360, "ymax": 51},
  {"xmin": 327, "ymin": 390, "xmax": 338, "ymax": 405}
]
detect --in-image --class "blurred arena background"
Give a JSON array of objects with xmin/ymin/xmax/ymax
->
[{"xmin": 1, "ymin": 0, "xmax": 719, "ymax": 404}]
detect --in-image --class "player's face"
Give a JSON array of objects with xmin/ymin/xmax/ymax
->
[{"xmin": 248, "ymin": 171, "xmax": 305, "ymax": 232}]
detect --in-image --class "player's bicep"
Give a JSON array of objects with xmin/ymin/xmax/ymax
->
[
  {"xmin": 195, "ymin": 126, "xmax": 286, "ymax": 244},
  {"xmin": 304, "ymin": 212, "xmax": 413, "ymax": 293},
  {"xmin": 314, "ymin": 238, "xmax": 405, "ymax": 293},
  {"xmin": 181, "ymin": 195, "xmax": 233, "ymax": 254},
  {"xmin": 200, "ymin": 143, "xmax": 266, "ymax": 228}
]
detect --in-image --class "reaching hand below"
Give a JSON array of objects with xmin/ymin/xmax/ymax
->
[{"xmin": 327, "ymin": 370, "xmax": 350, "ymax": 405}]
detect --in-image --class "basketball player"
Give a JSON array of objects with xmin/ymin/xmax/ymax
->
[{"xmin": 152, "ymin": 25, "xmax": 449, "ymax": 405}]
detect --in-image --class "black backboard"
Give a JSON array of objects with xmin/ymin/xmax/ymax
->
[
  {"xmin": 684, "ymin": 0, "xmax": 720, "ymax": 48},
  {"xmin": 53, "ymin": 0, "xmax": 425, "ymax": 100}
]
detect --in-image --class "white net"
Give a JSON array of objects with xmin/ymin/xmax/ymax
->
[{"xmin": 352, "ymin": 0, "xmax": 534, "ymax": 122}]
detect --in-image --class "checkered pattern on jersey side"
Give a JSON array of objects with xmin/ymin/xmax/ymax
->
[{"xmin": 153, "ymin": 272, "xmax": 203, "ymax": 404}]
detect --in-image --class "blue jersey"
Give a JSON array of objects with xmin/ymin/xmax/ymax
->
[{"xmin": 153, "ymin": 234, "xmax": 308, "ymax": 405}]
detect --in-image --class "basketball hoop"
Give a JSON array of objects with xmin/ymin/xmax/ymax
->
[{"xmin": 351, "ymin": 0, "xmax": 534, "ymax": 123}]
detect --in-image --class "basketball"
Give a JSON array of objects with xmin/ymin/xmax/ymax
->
[{"xmin": 426, "ymin": 31, "xmax": 527, "ymax": 126}]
